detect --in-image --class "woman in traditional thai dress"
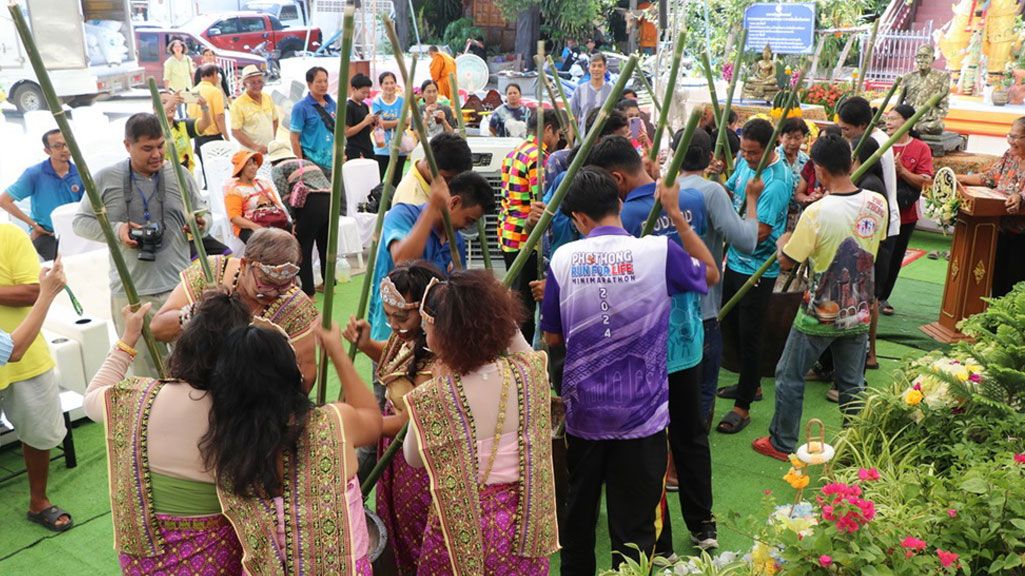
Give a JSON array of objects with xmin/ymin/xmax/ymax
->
[
  {"xmin": 201, "ymin": 319, "xmax": 383, "ymax": 574},
  {"xmin": 84, "ymin": 293, "xmax": 252, "ymax": 575},
  {"xmin": 404, "ymin": 270, "xmax": 560, "ymax": 575},
  {"xmin": 343, "ymin": 260, "xmax": 444, "ymax": 575},
  {"xmin": 150, "ymin": 227, "xmax": 319, "ymax": 388}
]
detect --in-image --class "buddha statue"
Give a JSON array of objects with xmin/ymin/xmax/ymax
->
[
  {"xmin": 897, "ymin": 44, "xmax": 951, "ymax": 136},
  {"xmin": 742, "ymin": 45, "xmax": 780, "ymax": 102}
]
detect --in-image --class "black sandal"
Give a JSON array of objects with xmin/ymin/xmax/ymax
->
[
  {"xmin": 715, "ymin": 411, "xmax": 751, "ymax": 434},
  {"xmin": 716, "ymin": 385, "xmax": 762, "ymax": 401},
  {"xmin": 27, "ymin": 505, "xmax": 73, "ymax": 532}
]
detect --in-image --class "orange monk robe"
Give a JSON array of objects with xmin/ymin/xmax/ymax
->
[{"xmin": 430, "ymin": 51, "xmax": 458, "ymax": 102}]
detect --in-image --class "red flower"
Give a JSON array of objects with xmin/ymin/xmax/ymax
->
[
  {"xmin": 1014, "ymin": 453, "xmax": 1025, "ymax": 464},
  {"xmin": 937, "ymin": 549, "xmax": 959, "ymax": 568}
]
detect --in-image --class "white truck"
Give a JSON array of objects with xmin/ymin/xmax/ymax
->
[{"xmin": 0, "ymin": 0, "xmax": 144, "ymax": 112}]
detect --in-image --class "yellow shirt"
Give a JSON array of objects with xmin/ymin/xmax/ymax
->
[
  {"xmin": 163, "ymin": 55, "xmax": 194, "ymax": 92},
  {"xmin": 229, "ymin": 91, "xmax": 280, "ymax": 151},
  {"xmin": 0, "ymin": 224, "xmax": 54, "ymax": 390},
  {"xmin": 391, "ymin": 164, "xmax": 431, "ymax": 206},
  {"xmin": 192, "ymin": 80, "xmax": 226, "ymax": 137}
]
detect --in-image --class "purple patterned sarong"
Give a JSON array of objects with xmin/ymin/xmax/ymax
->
[
  {"xmin": 118, "ymin": 513, "xmax": 242, "ymax": 575},
  {"xmin": 377, "ymin": 403, "xmax": 432, "ymax": 575}
]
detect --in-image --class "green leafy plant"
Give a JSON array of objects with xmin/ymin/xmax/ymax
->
[{"xmin": 441, "ymin": 18, "xmax": 482, "ymax": 56}]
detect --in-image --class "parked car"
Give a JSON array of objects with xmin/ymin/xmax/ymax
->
[
  {"xmin": 135, "ymin": 28, "xmax": 268, "ymax": 96},
  {"xmin": 182, "ymin": 12, "xmax": 321, "ymax": 58},
  {"xmin": 242, "ymin": 0, "xmax": 307, "ymax": 29}
]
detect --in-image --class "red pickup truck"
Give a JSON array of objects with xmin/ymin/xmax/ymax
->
[{"xmin": 184, "ymin": 12, "xmax": 321, "ymax": 58}]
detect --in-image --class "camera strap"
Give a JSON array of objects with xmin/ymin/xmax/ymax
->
[{"xmin": 123, "ymin": 160, "xmax": 166, "ymax": 226}]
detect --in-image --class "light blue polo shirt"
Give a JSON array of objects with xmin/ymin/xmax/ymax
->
[
  {"xmin": 371, "ymin": 94, "xmax": 405, "ymax": 156},
  {"xmin": 725, "ymin": 157, "xmax": 793, "ymax": 279},
  {"xmin": 289, "ymin": 93, "xmax": 337, "ymax": 169},
  {"xmin": 6, "ymin": 160, "xmax": 84, "ymax": 232},
  {"xmin": 368, "ymin": 203, "xmax": 468, "ymax": 341}
]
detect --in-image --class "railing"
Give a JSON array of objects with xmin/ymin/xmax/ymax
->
[
  {"xmin": 861, "ymin": 22, "xmax": 933, "ymax": 84},
  {"xmin": 216, "ymin": 56, "xmax": 239, "ymax": 97}
]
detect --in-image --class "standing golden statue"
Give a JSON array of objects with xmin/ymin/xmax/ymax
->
[{"xmin": 939, "ymin": 0, "xmax": 1019, "ymax": 85}]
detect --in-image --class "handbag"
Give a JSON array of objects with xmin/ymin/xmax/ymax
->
[
  {"xmin": 245, "ymin": 182, "xmax": 290, "ymax": 230},
  {"xmin": 896, "ymin": 178, "xmax": 922, "ymax": 211},
  {"xmin": 285, "ymin": 161, "xmax": 329, "ymax": 209},
  {"xmin": 399, "ymin": 129, "xmax": 418, "ymax": 154}
]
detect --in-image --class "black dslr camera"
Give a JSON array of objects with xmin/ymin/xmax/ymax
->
[{"xmin": 129, "ymin": 221, "xmax": 163, "ymax": 261}]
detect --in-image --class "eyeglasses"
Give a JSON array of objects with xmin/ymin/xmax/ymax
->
[
  {"xmin": 250, "ymin": 267, "xmax": 294, "ymax": 294},
  {"xmin": 47, "ymin": 142, "xmax": 68, "ymax": 150},
  {"xmin": 1008, "ymin": 134, "xmax": 1025, "ymax": 141}
]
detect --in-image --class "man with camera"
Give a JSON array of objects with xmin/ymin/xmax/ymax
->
[{"xmin": 73, "ymin": 113, "xmax": 206, "ymax": 378}]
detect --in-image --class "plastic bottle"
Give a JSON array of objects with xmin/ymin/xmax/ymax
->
[{"xmin": 335, "ymin": 254, "xmax": 352, "ymax": 284}]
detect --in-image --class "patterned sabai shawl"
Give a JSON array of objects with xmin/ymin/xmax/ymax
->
[
  {"xmin": 181, "ymin": 255, "xmax": 317, "ymax": 341},
  {"xmin": 405, "ymin": 350, "xmax": 560, "ymax": 575},
  {"xmin": 216, "ymin": 404, "xmax": 359, "ymax": 575}
]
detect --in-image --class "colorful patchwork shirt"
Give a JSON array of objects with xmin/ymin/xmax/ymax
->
[{"xmin": 498, "ymin": 136, "xmax": 547, "ymax": 252}]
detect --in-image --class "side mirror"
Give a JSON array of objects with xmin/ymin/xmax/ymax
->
[{"xmin": 209, "ymin": 27, "xmax": 221, "ymax": 36}]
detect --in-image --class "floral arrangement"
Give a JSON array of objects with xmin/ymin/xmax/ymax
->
[
  {"xmin": 722, "ymin": 61, "xmax": 734, "ymax": 84},
  {"xmin": 924, "ymin": 167, "xmax": 960, "ymax": 232},
  {"xmin": 901, "ymin": 354, "xmax": 983, "ymax": 420},
  {"xmin": 800, "ymin": 82, "xmax": 848, "ymax": 117}
]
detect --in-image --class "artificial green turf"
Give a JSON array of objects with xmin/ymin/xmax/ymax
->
[{"xmin": 0, "ymin": 230, "xmax": 951, "ymax": 573}]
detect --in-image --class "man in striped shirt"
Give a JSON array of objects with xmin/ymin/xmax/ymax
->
[{"xmin": 498, "ymin": 108, "xmax": 562, "ymax": 343}]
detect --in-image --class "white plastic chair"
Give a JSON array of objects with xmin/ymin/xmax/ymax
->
[
  {"xmin": 50, "ymin": 203, "xmax": 105, "ymax": 256},
  {"xmin": 341, "ymin": 158, "xmax": 381, "ymax": 247},
  {"xmin": 23, "ymin": 110, "xmax": 58, "ymax": 144},
  {"xmin": 70, "ymin": 107, "xmax": 109, "ymax": 141},
  {"xmin": 200, "ymin": 140, "xmax": 244, "ymax": 256}
]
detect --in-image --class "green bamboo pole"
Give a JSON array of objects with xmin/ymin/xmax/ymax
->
[
  {"xmin": 640, "ymin": 108, "xmax": 702, "ymax": 236},
  {"xmin": 316, "ymin": 5, "xmax": 355, "ymax": 405},
  {"xmin": 855, "ymin": 18, "xmax": 880, "ymax": 96},
  {"xmin": 534, "ymin": 43, "xmax": 547, "ymax": 280},
  {"xmin": 633, "ymin": 68, "xmax": 662, "ymax": 115},
  {"xmin": 361, "ymin": 423, "xmax": 408, "ymax": 499},
  {"xmin": 539, "ymin": 66, "xmax": 569, "ymax": 135},
  {"xmin": 713, "ymin": 28, "xmax": 747, "ymax": 177},
  {"xmin": 753, "ymin": 67, "xmax": 807, "ymax": 179},
  {"xmin": 447, "ymin": 69, "xmax": 492, "ymax": 271},
  {"xmin": 346, "ymin": 98, "xmax": 412, "ymax": 360},
  {"xmin": 502, "ymin": 56, "xmax": 639, "ymax": 288},
  {"xmin": 700, "ymin": 51, "xmax": 722, "ymax": 125},
  {"xmin": 648, "ymin": 34, "xmax": 686, "ymax": 163},
  {"xmin": 383, "ymin": 14, "xmax": 462, "ymax": 270},
  {"xmin": 7, "ymin": 3, "xmax": 166, "ymax": 377},
  {"xmin": 851, "ymin": 77, "xmax": 902, "ymax": 161},
  {"xmin": 716, "ymin": 92, "xmax": 943, "ymax": 321},
  {"xmin": 547, "ymin": 56, "xmax": 579, "ymax": 145},
  {"xmin": 147, "ymin": 80, "xmax": 213, "ymax": 282}
]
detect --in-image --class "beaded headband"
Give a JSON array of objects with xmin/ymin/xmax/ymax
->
[
  {"xmin": 380, "ymin": 276, "xmax": 419, "ymax": 310},
  {"xmin": 254, "ymin": 261, "xmax": 300, "ymax": 283},
  {"xmin": 419, "ymin": 277, "xmax": 446, "ymax": 325}
]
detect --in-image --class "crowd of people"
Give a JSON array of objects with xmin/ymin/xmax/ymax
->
[{"xmin": 6, "ymin": 35, "xmax": 1025, "ymax": 576}]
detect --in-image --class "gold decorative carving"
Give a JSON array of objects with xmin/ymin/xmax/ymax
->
[
  {"xmin": 951, "ymin": 259, "xmax": 960, "ymax": 279},
  {"xmin": 974, "ymin": 260, "xmax": 986, "ymax": 285}
]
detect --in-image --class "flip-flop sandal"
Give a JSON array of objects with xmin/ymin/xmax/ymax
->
[
  {"xmin": 752, "ymin": 436, "xmax": 789, "ymax": 461},
  {"xmin": 865, "ymin": 360, "xmax": 880, "ymax": 370},
  {"xmin": 715, "ymin": 411, "xmax": 751, "ymax": 434},
  {"xmin": 27, "ymin": 505, "xmax": 73, "ymax": 532},
  {"xmin": 881, "ymin": 303, "xmax": 895, "ymax": 316},
  {"xmin": 716, "ymin": 385, "xmax": 762, "ymax": 401}
]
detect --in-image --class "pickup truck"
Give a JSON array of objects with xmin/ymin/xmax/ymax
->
[
  {"xmin": 184, "ymin": 12, "xmax": 321, "ymax": 59},
  {"xmin": 135, "ymin": 28, "xmax": 269, "ymax": 97}
]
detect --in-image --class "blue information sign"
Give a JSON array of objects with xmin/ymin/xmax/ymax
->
[{"xmin": 744, "ymin": 3, "xmax": 817, "ymax": 55}]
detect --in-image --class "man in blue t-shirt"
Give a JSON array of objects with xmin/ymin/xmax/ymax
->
[
  {"xmin": 367, "ymin": 171, "xmax": 496, "ymax": 343},
  {"xmin": 587, "ymin": 135, "xmax": 719, "ymax": 551},
  {"xmin": 289, "ymin": 66, "xmax": 337, "ymax": 179},
  {"xmin": 0, "ymin": 130, "xmax": 84, "ymax": 260},
  {"xmin": 714, "ymin": 118, "xmax": 794, "ymax": 435},
  {"xmin": 542, "ymin": 166, "xmax": 717, "ymax": 574}
]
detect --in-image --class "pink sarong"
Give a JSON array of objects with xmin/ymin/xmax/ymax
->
[
  {"xmin": 416, "ymin": 482, "xmax": 550, "ymax": 576},
  {"xmin": 118, "ymin": 513, "xmax": 242, "ymax": 575},
  {"xmin": 377, "ymin": 402, "xmax": 432, "ymax": 575}
]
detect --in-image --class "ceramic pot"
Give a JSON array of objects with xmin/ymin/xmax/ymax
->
[{"xmin": 993, "ymin": 88, "xmax": 1010, "ymax": 106}]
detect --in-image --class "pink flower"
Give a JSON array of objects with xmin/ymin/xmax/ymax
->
[
  {"xmin": 969, "ymin": 373, "xmax": 982, "ymax": 382},
  {"xmin": 1014, "ymin": 453, "xmax": 1025, "ymax": 465},
  {"xmin": 947, "ymin": 508, "xmax": 958, "ymax": 518},
  {"xmin": 937, "ymin": 549, "xmax": 959, "ymax": 568},
  {"xmin": 901, "ymin": 536, "xmax": 927, "ymax": 551},
  {"xmin": 764, "ymin": 489, "xmax": 773, "ymax": 495},
  {"xmin": 858, "ymin": 467, "xmax": 881, "ymax": 481},
  {"xmin": 819, "ymin": 554, "xmax": 833, "ymax": 567}
]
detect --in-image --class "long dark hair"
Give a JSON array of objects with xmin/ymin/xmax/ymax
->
[
  {"xmin": 201, "ymin": 326, "xmax": 312, "ymax": 498},
  {"xmin": 386, "ymin": 261, "xmax": 444, "ymax": 379},
  {"xmin": 166, "ymin": 291, "xmax": 251, "ymax": 390}
]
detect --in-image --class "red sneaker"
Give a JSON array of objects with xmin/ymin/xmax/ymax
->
[{"xmin": 752, "ymin": 436, "xmax": 789, "ymax": 462}]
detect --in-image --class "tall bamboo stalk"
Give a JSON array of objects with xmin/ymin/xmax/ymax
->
[
  {"xmin": 633, "ymin": 68, "xmax": 662, "ymax": 115},
  {"xmin": 547, "ymin": 56, "xmax": 579, "ymax": 145},
  {"xmin": 7, "ymin": 3, "xmax": 166, "ymax": 377},
  {"xmin": 383, "ymin": 15, "xmax": 462, "ymax": 270},
  {"xmin": 713, "ymin": 28, "xmax": 747, "ymax": 177},
  {"xmin": 700, "ymin": 51, "xmax": 722, "ymax": 125},
  {"xmin": 855, "ymin": 18, "xmax": 880, "ymax": 95},
  {"xmin": 753, "ymin": 67, "xmax": 807, "ymax": 179},
  {"xmin": 534, "ymin": 43, "xmax": 547, "ymax": 280},
  {"xmin": 502, "ymin": 56, "xmax": 639, "ymax": 288},
  {"xmin": 316, "ymin": 5, "xmax": 355, "ymax": 405},
  {"xmin": 447, "ymin": 68, "xmax": 492, "ymax": 270},
  {"xmin": 361, "ymin": 423, "xmax": 408, "ymax": 499},
  {"xmin": 716, "ymin": 93, "xmax": 943, "ymax": 321},
  {"xmin": 640, "ymin": 109, "xmax": 702, "ymax": 236},
  {"xmin": 346, "ymin": 98, "xmax": 412, "ymax": 360},
  {"xmin": 648, "ymin": 34, "xmax": 686, "ymax": 163},
  {"xmin": 851, "ymin": 77, "xmax": 902, "ymax": 161},
  {"xmin": 147, "ymin": 80, "xmax": 213, "ymax": 282}
]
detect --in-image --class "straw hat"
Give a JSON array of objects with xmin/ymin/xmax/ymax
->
[
  {"xmin": 231, "ymin": 149, "xmax": 263, "ymax": 177},
  {"xmin": 265, "ymin": 140, "xmax": 296, "ymax": 164},
  {"xmin": 240, "ymin": 65, "xmax": 264, "ymax": 81}
]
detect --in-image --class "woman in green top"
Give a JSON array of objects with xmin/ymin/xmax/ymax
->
[{"xmin": 84, "ymin": 292, "xmax": 251, "ymax": 575}]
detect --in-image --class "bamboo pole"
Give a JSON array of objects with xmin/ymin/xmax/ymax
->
[
  {"xmin": 346, "ymin": 98, "xmax": 412, "ymax": 360},
  {"xmin": 534, "ymin": 43, "xmax": 547, "ymax": 280},
  {"xmin": 501, "ymin": 56, "xmax": 639, "ymax": 288},
  {"xmin": 147, "ymin": 80, "xmax": 213, "ymax": 282},
  {"xmin": 855, "ymin": 18, "xmax": 880, "ymax": 95},
  {"xmin": 700, "ymin": 51, "xmax": 722, "ymax": 125},
  {"xmin": 640, "ymin": 109, "xmax": 702, "ymax": 236},
  {"xmin": 7, "ymin": 3, "xmax": 166, "ymax": 377},
  {"xmin": 361, "ymin": 423, "xmax": 407, "ymax": 499},
  {"xmin": 383, "ymin": 14, "xmax": 462, "ymax": 270},
  {"xmin": 633, "ymin": 67, "xmax": 662, "ymax": 115},
  {"xmin": 447, "ymin": 68, "xmax": 492, "ymax": 270},
  {"xmin": 753, "ymin": 67, "xmax": 807, "ymax": 179},
  {"xmin": 647, "ymin": 34, "xmax": 686, "ymax": 164},
  {"xmin": 851, "ymin": 77, "xmax": 901, "ymax": 161},
  {"xmin": 316, "ymin": 5, "xmax": 355, "ymax": 405},
  {"xmin": 713, "ymin": 28, "xmax": 747, "ymax": 177},
  {"xmin": 716, "ymin": 93, "xmax": 943, "ymax": 321},
  {"xmin": 547, "ymin": 56, "xmax": 579, "ymax": 145}
]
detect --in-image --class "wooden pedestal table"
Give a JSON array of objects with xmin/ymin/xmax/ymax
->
[{"xmin": 922, "ymin": 186, "xmax": 1009, "ymax": 343}]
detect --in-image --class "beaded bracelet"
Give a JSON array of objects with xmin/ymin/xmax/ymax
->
[{"xmin": 116, "ymin": 340, "xmax": 138, "ymax": 358}]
